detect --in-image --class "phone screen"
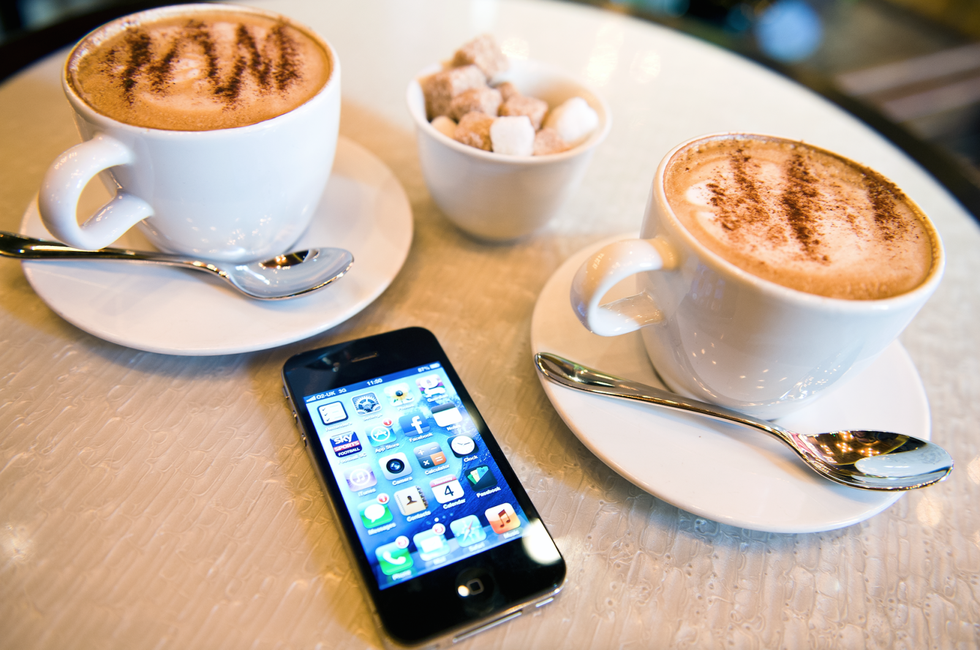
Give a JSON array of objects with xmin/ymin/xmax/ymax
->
[{"xmin": 299, "ymin": 361, "xmax": 530, "ymax": 590}]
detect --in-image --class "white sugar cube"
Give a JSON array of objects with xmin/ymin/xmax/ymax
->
[
  {"xmin": 431, "ymin": 115, "xmax": 457, "ymax": 139},
  {"xmin": 490, "ymin": 115, "xmax": 535, "ymax": 156},
  {"xmin": 544, "ymin": 97, "xmax": 598, "ymax": 147}
]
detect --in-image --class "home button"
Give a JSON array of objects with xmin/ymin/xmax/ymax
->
[
  {"xmin": 459, "ymin": 577, "xmax": 484, "ymax": 596},
  {"xmin": 455, "ymin": 568, "xmax": 495, "ymax": 602}
]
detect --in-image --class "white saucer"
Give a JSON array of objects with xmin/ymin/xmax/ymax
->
[
  {"xmin": 19, "ymin": 137, "xmax": 412, "ymax": 356},
  {"xmin": 531, "ymin": 237, "xmax": 931, "ymax": 533}
]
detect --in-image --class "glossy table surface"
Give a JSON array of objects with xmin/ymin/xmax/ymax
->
[{"xmin": 1, "ymin": 1, "xmax": 979, "ymax": 648}]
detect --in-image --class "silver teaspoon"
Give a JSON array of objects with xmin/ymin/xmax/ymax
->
[
  {"xmin": 0, "ymin": 231, "xmax": 353, "ymax": 300},
  {"xmin": 534, "ymin": 352, "xmax": 953, "ymax": 491}
]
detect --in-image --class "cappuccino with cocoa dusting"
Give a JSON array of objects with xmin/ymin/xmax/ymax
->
[
  {"xmin": 67, "ymin": 6, "xmax": 331, "ymax": 131},
  {"xmin": 664, "ymin": 135, "xmax": 938, "ymax": 300}
]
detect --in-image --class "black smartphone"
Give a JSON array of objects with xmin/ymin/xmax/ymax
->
[{"xmin": 281, "ymin": 327, "xmax": 566, "ymax": 648}]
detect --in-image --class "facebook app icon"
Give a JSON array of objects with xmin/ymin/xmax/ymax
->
[{"xmin": 399, "ymin": 412, "xmax": 431, "ymax": 437}]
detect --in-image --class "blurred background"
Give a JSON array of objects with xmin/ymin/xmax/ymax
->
[
  {"xmin": 2, "ymin": 0, "xmax": 980, "ymax": 202},
  {"xmin": 589, "ymin": 0, "xmax": 980, "ymax": 179}
]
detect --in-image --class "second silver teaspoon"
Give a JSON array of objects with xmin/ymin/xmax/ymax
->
[
  {"xmin": 534, "ymin": 352, "xmax": 953, "ymax": 491},
  {"xmin": 0, "ymin": 231, "xmax": 353, "ymax": 300}
]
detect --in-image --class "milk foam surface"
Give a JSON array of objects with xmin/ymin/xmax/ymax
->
[
  {"xmin": 68, "ymin": 8, "xmax": 330, "ymax": 131},
  {"xmin": 665, "ymin": 136, "xmax": 937, "ymax": 300}
]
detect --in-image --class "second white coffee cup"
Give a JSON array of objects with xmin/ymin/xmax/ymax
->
[
  {"xmin": 571, "ymin": 132, "xmax": 944, "ymax": 419},
  {"xmin": 39, "ymin": 4, "xmax": 340, "ymax": 263}
]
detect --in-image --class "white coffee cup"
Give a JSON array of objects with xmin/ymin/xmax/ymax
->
[
  {"xmin": 570, "ymin": 133, "xmax": 944, "ymax": 419},
  {"xmin": 38, "ymin": 4, "xmax": 341, "ymax": 263}
]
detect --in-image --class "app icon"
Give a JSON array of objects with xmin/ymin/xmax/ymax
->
[
  {"xmin": 394, "ymin": 486, "xmax": 428, "ymax": 515},
  {"xmin": 318, "ymin": 401, "xmax": 348, "ymax": 426},
  {"xmin": 359, "ymin": 500, "xmax": 393, "ymax": 528},
  {"xmin": 485, "ymin": 503, "xmax": 520, "ymax": 534},
  {"xmin": 378, "ymin": 452, "xmax": 412, "ymax": 480},
  {"xmin": 352, "ymin": 393, "xmax": 381, "ymax": 415},
  {"xmin": 369, "ymin": 425, "xmax": 394, "ymax": 446},
  {"xmin": 329, "ymin": 431, "xmax": 362, "ymax": 457},
  {"xmin": 431, "ymin": 403, "xmax": 463, "ymax": 427},
  {"xmin": 345, "ymin": 465, "xmax": 377, "ymax": 491},
  {"xmin": 413, "ymin": 529, "xmax": 451, "ymax": 561},
  {"xmin": 449, "ymin": 435, "xmax": 477, "ymax": 457},
  {"xmin": 384, "ymin": 383, "xmax": 415, "ymax": 406},
  {"xmin": 416, "ymin": 375, "xmax": 447, "ymax": 401},
  {"xmin": 464, "ymin": 465, "xmax": 497, "ymax": 491},
  {"xmin": 376, "ymin": 541, "xmax": 413, "ymax": 575},
  {"xmin": 414, "ymin": 441, "xmax": 447, "ymax": 469},
  {"xmin": 399, "ymin": 412, "xmax": 431, "ymax": 437},
  {"xmin": 450, "ymin": 515, "xmax": 487, "ymax": 547},
  {"xmin": 429, "ymin": 474, "xmax": 465, "ymax": 504}
]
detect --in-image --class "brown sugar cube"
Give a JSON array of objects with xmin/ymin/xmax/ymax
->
[
  {"xmin": 500, "ymin": 95, "xmax": 548, "ymax": 130},
  {"xmin": 494, "ymin": 81, "xmax": 520, "ymax": 101},
  {"xmin": 419, "ymin": 65, "xmax": 487, "ymax": 119},
  {"xmin": 451, "ymin": 34, "xmax": 509, "ymax": 79},
  {"xmin": 454, "ymin": 112, "xmax": 495, "ymax": 151},
  {"xmin": 448, "ymin": 86, "xmax": 502, "ymax": 121},
  {"xmin": 533, "ymin": 127, "xmax": 569, "ymax": 156}
]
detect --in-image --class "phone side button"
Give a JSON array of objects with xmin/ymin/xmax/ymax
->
[
  {"xmin": 291, "ymin": 412, "xmax": 307, "ymax": 446},
  {"xmin": 535, "ymin": 596, "xmax": 555, "ymax": 608}
]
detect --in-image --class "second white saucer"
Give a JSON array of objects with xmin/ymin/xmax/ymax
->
[{"xmin": 531, "ymin": 236, "xmax": 931, "ymax": 533}]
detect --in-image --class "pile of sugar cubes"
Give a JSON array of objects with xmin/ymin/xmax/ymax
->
[{"xmin": 419, "ymin": 35, "xmax": 599, "ymax": 156}]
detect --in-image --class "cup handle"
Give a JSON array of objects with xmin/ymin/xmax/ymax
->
[
  {"xmin": 38, "ymin": 134, "xmax": 154, "ymax": 250},
  {"xmin": 570, "ymin": 238, "xmax": 678, "ymax": 336}
]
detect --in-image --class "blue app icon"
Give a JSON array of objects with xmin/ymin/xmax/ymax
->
[
  {"xmin": 352, "ymin": 393, "xmax": 381, "ymax": 415},
  {"xmin": 399, "ymin": 412, "xmax": 431, "ymax": 437},
  {"xmin": 450, "ymin": 515, "xmax": 487, "ymax": 547},
  {"xmin": 318, "ymin": 401, "xmax": 348, "ymax": 426},
  {"xmin": 414, "ymin": 441, "xmax": 446, "ymax": 469},
  {"xmin": 413, "ymin": 529, "xmax": 450, "ymax": 561},
  {"xmin": 369, "ymin": 425, "xmax": 394, "ymax": 445},
  {"xmin": 329, "ymin": 431, "xmax": 362, "ymax": 457}
]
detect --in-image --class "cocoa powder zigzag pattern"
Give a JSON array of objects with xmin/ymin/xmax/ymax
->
[{"xmin": 108, "ymin": 18, "xmax": 303, "ymax": 108}]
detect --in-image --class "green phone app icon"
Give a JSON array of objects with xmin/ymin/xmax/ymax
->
[
  {"xmin": 376, "ymin": 542, "xmax": 414, "ymax": 575},
  {"xmin": 359, "ymin": 500, "xmax": 393, "ymax": 528}
]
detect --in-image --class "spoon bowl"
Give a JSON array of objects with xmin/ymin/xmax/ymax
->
[
  {"xmin": 534, "ymin": 352, "xmax": 953, "ymax": 491},
  {"xmin": 0, "ymin": 232, "xmax": 353, "ymax": 300}
]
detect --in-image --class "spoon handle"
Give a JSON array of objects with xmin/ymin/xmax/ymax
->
[
  {"xmin": 0, "ymin": 231, "xmax": 185, "ymax": 263},
  {"xmin": 535, "ymin": 352, "xmax": 798, "ymax": 449},
  {"xmin": 535, "ymin": 352, "xmax": 953, "ymax": 491}
]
